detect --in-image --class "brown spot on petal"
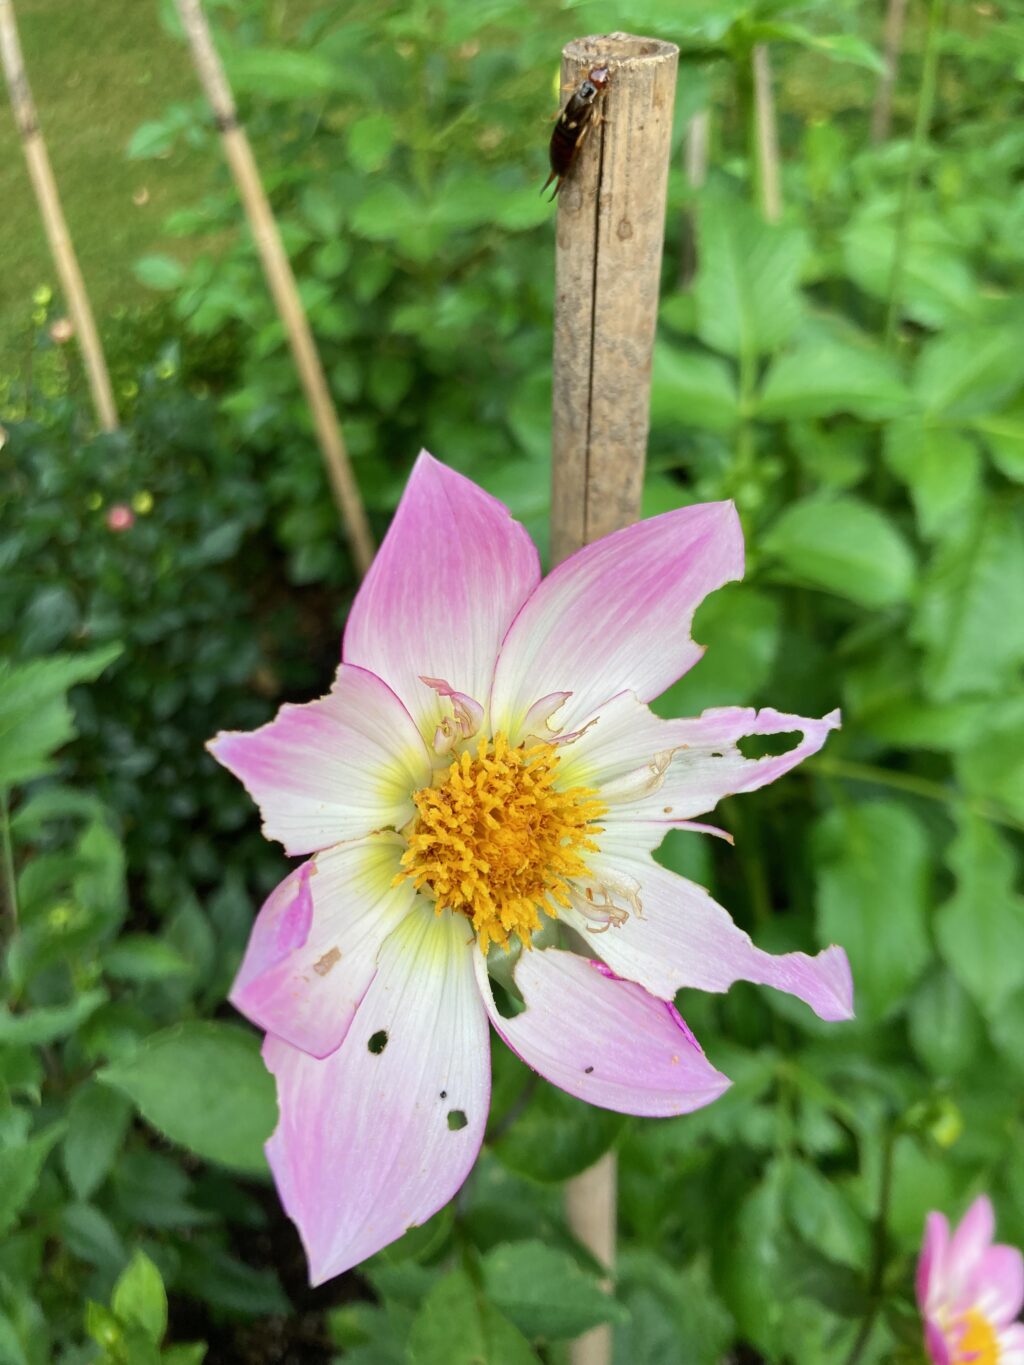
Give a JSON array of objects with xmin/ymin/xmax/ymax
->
[{"xmin": 313, "ymin": 947, "xmax": 341, "ymax": 976}]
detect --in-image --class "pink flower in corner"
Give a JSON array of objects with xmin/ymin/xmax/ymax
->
[
  {"xmin": 208, "ymin": 451, "xmax": 852, "ymax": 1285},
  {"xmin": 918, "ymin": 1196, "xmax": 1024, "ymax": 1365}
]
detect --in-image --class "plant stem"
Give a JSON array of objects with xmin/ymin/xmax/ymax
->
[
  {"xmin": 807, "ymin": 754, "xmax": 1024, "ymax": 834},
  {"xmin": 844, "ymin": 1128, "xmax": 896, "ymax": 1365},
  {"xmin": 883, "ymin": 0, "xmax": 944, "ymax": 347},
  {"xmin": 1, "ymin": 790, "xmax": 18, "ymax": 930}
]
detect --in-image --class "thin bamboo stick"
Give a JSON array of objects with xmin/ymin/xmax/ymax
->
[
  {"xmin": 173, "ymin": 0, "xmax": 374, "ymax": 575},
  {"xmin": 679, "ymin": 108, "xmax": 710, "ymax": 287},
  {"xmin": 0, "ymin": 0, "xmax": 118, "ymax": 431},
  {"xmin": 752, "ymin": 44, "xmax": 782, "ymax": 223},
  {"xmin": 549, "ymin": 33, "xmax": 679, "ymax": 1365},
  {"xmin": 871, "ymin": 0, "xmax": 909, "ymax": 144}
]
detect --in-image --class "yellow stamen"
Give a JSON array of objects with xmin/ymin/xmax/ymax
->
[
  {"xmin": 957, "ymin": 1309, "xmax": 999, "ymax": 1365},
  {"xmin": 395, "ymin": 733, "xmax": 605, "ymax": 953}
]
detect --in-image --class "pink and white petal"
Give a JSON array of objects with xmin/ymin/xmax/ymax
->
[
  {"xmin": 558, "ymin": 692, "xmax": 840, "ymax": 824},
  {"xmin": 970, "ymin": 1244, "xmax": 1024, "ymax": 1326},
  {"xmin": 230, "ymin": 835, "xmax": 416, "ymax": 1059},
  {"xmin": 917, "ymin": 1211, "xmax": 950, "ymax": 1314},
  {"xmin": 209, "ymin": 665, "xmax": 431, "ymax": 856},
  {"xmin": 996, "ymin": 1323, "xmax": 1024, "ymax": 1365},
  {"xmin": 343, "ymin": 452, "xmax": 540, "ymax": 741},
  {"xmin": 489, "ymin": 501, "xmax": 744, "ymax": 740},
  {"xmin": 263, "ymin": 905, "xmax": 489, "ymax": 1286},
  {"xmin": 946, "ymin": 1196, "xmax": 996, "ymax": 1302},
  {"xmin": 474, "ymin": 949, "xmax": 730, "ymax": 1116},
  {"xmin": 923, "ymin": 1319, "xmax": 952, "ymax": 1365},
  {"xmin": 565, "ymin": 857, "xmax": 854, "ymax": 1022}
]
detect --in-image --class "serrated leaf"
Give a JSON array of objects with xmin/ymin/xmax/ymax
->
[
  {"xmin": 650, "ymin": 342, "xmax": 739, "ymax": 432},
  {"xmin": 408, "ymin": 1270, "xmax": 537, "ymax": 1364},
  {"xmin": 0, "ymin": 989, "xmax": 107, "ymax": 1046},
  {"xmin": 98, "ymin": 1022, "xmax": 276, "ymax": 1174},
  {"xmin": 0, "ymin": 1124, "xmax": 64, "ymax": 1236},
  {"xmin": 63, "ymin": 1082, "xmax": 133, "ymax": 1200},
  {"xmin": 884, "ymin": 422, "xmax": 981, "ymax": 539},
  {"xmin": 913, "ymin": 500, "xmax": 1024, "ymax": 700},
  {"xmin": 814, "ymin": 801, "xmax": 931, "ymax": 1022},
  {"xmin": 481, "ymin": 1241, "xmax": 626, "ymax": 1340},
  {"xmin": 762, "ymin": 496, "xmax": 915, "ymax": 608},
  {"xmin": 914, "ymin": 326, "xmax": 1024, "ymax": 420},
  {"xmin": 758, "ymin": 336, "xmax": 910, "ymax": 421},
  {"xmin": 936, "ymin": 818, "xmax": 1024, "ymax": 1014},
  {"xmin": 112, "ymin": 1251, "xmax": 167, "ymax": 1345},
  {"xmin": 695, "ymin": 194, "xmax": 806, "ymax": 359},
  {"xmin": 908, "ymin": 970, "xmax": 984, "ymax": 1077},
  {"xmin": 223, "ymin": 47, "xmax": 339, "ymax": 100}
]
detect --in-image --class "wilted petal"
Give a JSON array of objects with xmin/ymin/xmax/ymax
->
[
  {"xmin": 230, "ymin": 835, "xmax": 415, "ymax": 1059},
  {"xmin": 565, "ymin": 857, "xmax": 853, "ymax": 1022},
  {"xmin": 490, "ymin": 501, "xmax": 744, "ymax": 739},
  {"xmin": 475, "ymin": 949, "xmax": 729, "ymax": 1116},
  {"xmin": 263, "ymin": 906, "xmax": 489, "ymax": 1286},
  {"xmin": 343, "ymin": 451, "xmax": 540, "ymax": 741},
  {"xmin": 208, "ymin": 665, "xmax": 431, "ymax": 856},
  {"xmin": 558, "ymin": 692, "xmax": 839, "ymax": 826}
]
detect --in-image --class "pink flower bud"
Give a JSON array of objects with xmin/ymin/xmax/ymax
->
[
  {"xmin": 48, "ymin": 317, "xmax": 74, "ymax": 344},
  {"xmin": 106, "ymin": 504, "xmax": 135, "ymax": 532}
]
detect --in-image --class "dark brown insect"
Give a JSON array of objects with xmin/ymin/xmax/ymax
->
[{"xmin": 542, "ymin": 65, "xmax": 610, "ymax": 201}]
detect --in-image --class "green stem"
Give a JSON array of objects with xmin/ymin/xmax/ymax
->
[
  {"xmin": 1, "ymin": 790, "xmax": 18, "ymax": 930},
  {"xmin": 844, "ymin": 1128, "xmax": 896, "ymax": 1365},
  {"xmin": 807, "ymin": 755, "xmax": 1024, "ymax": 834},
  {"xmin": 883, "ymin": 0, "xmax": 944, "ymax": 347}
]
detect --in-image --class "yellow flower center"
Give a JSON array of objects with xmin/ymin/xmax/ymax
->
[
  {"xmin": 396, "ymin": 733, "xmax": 605, "ymax": 953},
  {"xmin": 957, "ymin": 1309, "xmax": 999, "ymax": 1365}
]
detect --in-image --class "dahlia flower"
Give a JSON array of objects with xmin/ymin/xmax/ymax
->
[
  {"xmin": 209, "ymin": 452, "xmax": 852, "ymax": 1284},
  {"xmin": 918, "ymin": 1195, "xmax": 1024, "ymax": 1364}
]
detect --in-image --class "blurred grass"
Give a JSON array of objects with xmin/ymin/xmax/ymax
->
[{"xmin": 0, "ymin": 0, "xmax": 213, "ymax": 361}]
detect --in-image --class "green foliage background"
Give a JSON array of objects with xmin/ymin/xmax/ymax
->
[{"xmin": 2, "ymin": 0, "xmax": 1024, "ymax": 1361}]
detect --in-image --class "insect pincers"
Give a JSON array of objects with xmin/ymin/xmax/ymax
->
[{"xmin": 542, "ymin": 64, "xmax": 611, "ymax": 202}]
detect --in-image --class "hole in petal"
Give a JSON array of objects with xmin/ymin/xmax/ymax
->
[
  {"xmin": 440, "ymin": 1090, "xmax": 447, "ymax": 1100},
  {"xmin": 367, "ymin": 1030, "xmax": 389, "ymax": 1055},
  {"xmin": 490, "ymin": 977, "xmax": 526, "ymax": 1021},
  {"xmin": 447, "ymin": 1109, "xmax": 468, "ymax": 1131},
  {"xmin": 738, "ymin": 731, "xmax": 800, "ymax": 760}
]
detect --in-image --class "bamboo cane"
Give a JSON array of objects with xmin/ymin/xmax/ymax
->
[
  {"xmin": 172, "ymin": 0, "xmax": 374, "ymax": 575},
  {"xmin": 752, "ymin": 44, "xmax": 782, "ymax": 223},
  {"xmin": 549, "ymin": 34, "xmax": 679, "ymax": 1365},
  {"xmin": 0, "ymin": 0, "xmax": 118, "ymax": 431},
  {"xmin": 871, "ymin": 0, "xmax": 909, "ymax": 144}
]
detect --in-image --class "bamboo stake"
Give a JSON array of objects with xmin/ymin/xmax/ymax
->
[
  {"xmin": 0, "ymin": 0, "xmax": 118, "ymax": 431},
  {"xmin": 679, "ymin": 108, "xmax": 710, "ymax": 287},
  {"xmin": 751, "ymin": 44, "xmax": 782, "ymax": 223},
  {"xmin": 549, "ymin": 34, "xmax": 679, "ymax": 1365},
  {"xmin": 173, "ymin": 0, "xmax": 374, "ymax": 575},
  {"xmin": 871, "ymin": 0, "xmax": 909, "ymax": 144}
]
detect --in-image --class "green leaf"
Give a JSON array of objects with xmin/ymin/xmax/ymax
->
[
  {"xmin": 0, "ymin": 1124, "xmax": 64, "ymax": 1236},
  {"xmin": 351, "ymin": 184, "xmax": 419, "ymax": 241},
  {"xmin": 481, "ymin": 1241, "xmax": 625, "ymax": 1340},
  {"xmin": 0, "ymin": 1311, "xmax": 28, "ymax": 1365},
  {"xmin": 133, "ymin": 255, "xmax": 186, "ymax": 291},
  {"xmin": 406, "ymin": 1269, "xmax": 538, "ymax": 1365},
  {"xmin": 936, "ymin": 818, "xmax": 1024, "ymax": 1015},
  {"xmin": 913, "ymin": 500, "xmax": 1024, "ymax": 700},
  {"xmin": 908, "ymin": 970, "xmax": 985, "ymax": 1077},
  {"xmin": 784, "ymin": 1163, "xmax": 870, "ymax": 1271},
  {"xmin": 758, "ymin": 336, "xmax": 910, "ymax": 421},
  {"xmin": 975, "ymin": 410, "xmax": 1024, "ymax": 482},
  {"xmin": 223, "ymin": 47, "xmax": 339, "ymax": 100},
  {"xmin": 762, "ymin": 496, "xmax": 915, "ymax": 608},
  {"xmin": 841, "ymin": 217, "xmax": 979, "ymax": 330},
  {"xmin": 653, "ymin": 584, "xmax": 781, "ymax": 715},
  {"xmin": 695, "ymin": 194, "xmax": 806, "ymax": 359},
  {"xmin": 347, "ymin": 113, "xmax": 396, "ymax": 173},
  {"xmin": 914, "ymin": 326, "xmax": 1024, "ymax": 420},
  {"xmin": 112, "ymin": 1251, "xmax": 167, "ymax": 1346},
  {"xmin": 98, "ymin": 1021, "xmax": 276, "ymax": 1174},
  {"xmin": 102, "ymin": 935, "xmax": 193, "ymax": 983},
  {"xmin": 650, "ymin": 342, "xmax": 739, "ymax": 432},
  {"xmin": 756, "ymin": 23, "xmax": 885, "ymax": 73},
  {"xmin": 63, "ymin": 1082, "xmax": 133, "ymax": 1200},
  {"xmin": 492, "ymin": 1069, "xmax": 626, "ymax": 1182},
  {"xmin": 0, "ymin": 989, "xmax": 107, "ymax": 1046},
  {"xmin": 0, "ymin": 647, "xmax": 121, "ymax": 789},
  {"xmin": 883, "ymin": 422, "xmax": 981, "ymax": 540},
  {"xmin": 814, "ymin": 801, "xmax": 931, "ymax": 1022}
]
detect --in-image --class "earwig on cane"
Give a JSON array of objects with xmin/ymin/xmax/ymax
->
[{"xmin": 542, "ymin": 64, "xmax": 610, "ymax": 201}]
